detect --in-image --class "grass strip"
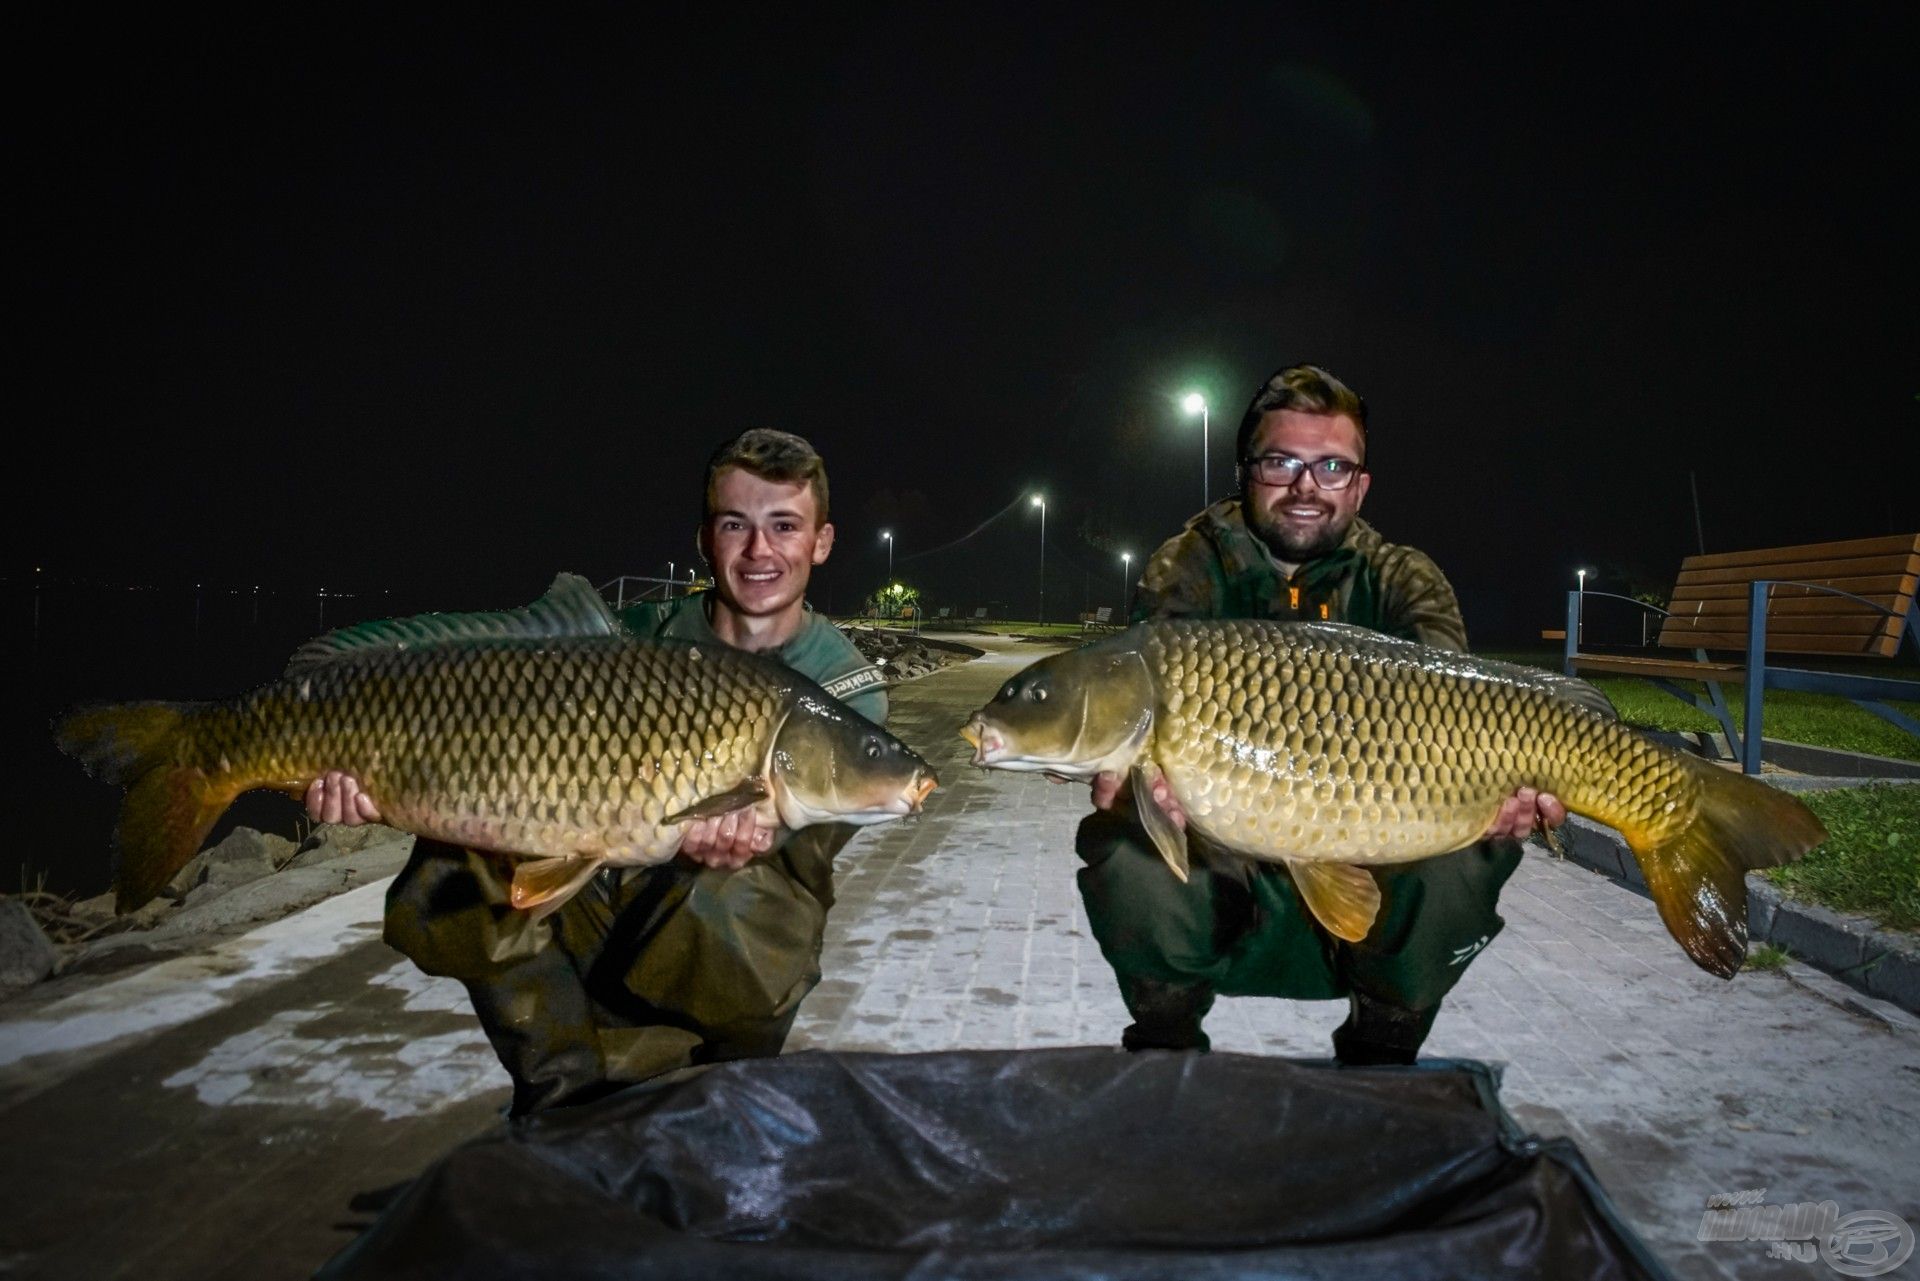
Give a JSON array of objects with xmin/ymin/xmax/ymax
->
[
  {"xmin": 1480, "ymin": 652, "xmax": 1920, "ymax": 764},
  {"xmin": 1764, "ymin": 784, "xmax": 1920, "ymax": 933}
]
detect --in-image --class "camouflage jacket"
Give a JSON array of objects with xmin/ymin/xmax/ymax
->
[{"xmin": 1133, "ymin": 500, "xmax": 1469, "ymax": 652}]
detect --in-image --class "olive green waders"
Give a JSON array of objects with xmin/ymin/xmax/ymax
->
[
  {"xmin": 1075, "ymin": 809, "xmax": 1522, "ymax": 1064},
  {"xmin": 385, "ymin": 826, "xmax": 852, "ymax": 1115}
]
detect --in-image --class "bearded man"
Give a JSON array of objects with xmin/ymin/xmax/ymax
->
[{"xmin": 1077, "ymin": 365, "xmax": 1566, "ymax": 1065}]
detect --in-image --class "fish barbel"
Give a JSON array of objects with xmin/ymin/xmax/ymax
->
[
  {"xmin": 57, "ymin": 574, "xmax": 936, "ymax": 917},
  {"xmin": 961, "ymin": 619, "xmax": 1825, "ymax": 978}
]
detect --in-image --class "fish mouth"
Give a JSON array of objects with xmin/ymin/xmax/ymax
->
[
  {"xmin": 960, "ymin": 716, "xmax": 1005, "ymax": 765},
  {"xmin": 909, "ymin": 773, "xmax": 937, "ymax": 808}
]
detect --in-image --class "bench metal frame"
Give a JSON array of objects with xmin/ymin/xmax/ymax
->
[{"xmin": 1565, "ymin": 584, "xmax": 1920, "ymax": 774}]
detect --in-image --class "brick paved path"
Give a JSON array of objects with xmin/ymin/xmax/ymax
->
[{"xmin": 2, "ymin": 634, "xmax": 1914, "ymax": 1280}]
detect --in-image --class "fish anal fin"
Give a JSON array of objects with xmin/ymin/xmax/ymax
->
[
  {"xmin": 665, "ymin": 778, "xmax": 770, "ymax": 824},
  {"xmin": 1130, "ymin": 763, "xmax": 1189, "ymax": 883},
  {"xmin": 510, "ymin": 855, "xmax": 606, "ymax": 920},
  {"xmin": 114, "ymin": 765, "xmax": 239, "ymax": 913},
  {"xmin": 1288, "ymin": 861, "xmax": 1382, "ymax": 943}
]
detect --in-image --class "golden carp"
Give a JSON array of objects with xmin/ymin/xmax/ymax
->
[
  {"xmin": 961, "ymin": 619, "xmax": 1824, "ymax": 978},
  {"xmin": 57, "ymin": 574, "xmax": 936, "ymax": 917}
]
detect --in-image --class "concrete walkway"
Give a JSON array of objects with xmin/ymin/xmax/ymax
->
[{"xmin": 2, "ymin": 633, "xmax": 1915, "ymax": 1280}]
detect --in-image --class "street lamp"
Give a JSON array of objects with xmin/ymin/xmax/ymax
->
[
  {"xmin": 1031, "ymin": 494, "xmax": 1047, "ymax": 625},
  {"xmin": 881, "ymin": 530, "xmax": 893, "ymax": 585},
  {"xmin": 1182, "ymin": 392, "xmax": 1209, "ymax": 509},
  {"xmin": 1576, "ymin": 568, "xmax": 1590, "ymax": 644},
  {"xmin": 1121, "ymin": 551, "xmax": 1132, "ymax": 615}
]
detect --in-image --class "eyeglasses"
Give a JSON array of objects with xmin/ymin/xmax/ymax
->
[{"xmin": 1242, "ymin": 453, "xmax": 1365, "ymax": 491}]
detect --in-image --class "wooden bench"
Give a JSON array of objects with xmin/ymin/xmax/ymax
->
[
  {"xmin": 1079, "ymin": 605, "xmax": 1120, "ymax": 634},
  {"xmin": 1563, "ymin": 534, "xmax": 1920, "ymax": 773}
]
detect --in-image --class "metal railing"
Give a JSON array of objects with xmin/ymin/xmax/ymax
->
[{"xmin": 598, "ymin": 572, "xmax": 698, "ymax": 610}]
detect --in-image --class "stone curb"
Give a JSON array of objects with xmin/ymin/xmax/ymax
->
[
  {"xmin": 1637, "ymin": 729, "xmax": 1920, "ymax": 781},
  {"xmin": 1558, "ymin": 799, "xmax": 1920, "ymax": 1019}
]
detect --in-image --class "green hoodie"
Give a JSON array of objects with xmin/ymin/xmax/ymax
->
[{"xmin": 617, "ymin": 594, "xmax": 887, "ymax": 724}]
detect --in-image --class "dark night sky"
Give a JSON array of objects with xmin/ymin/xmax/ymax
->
[{"xmin": 12, "ymin": 3, "xmax": 1919, "ymax": 645}]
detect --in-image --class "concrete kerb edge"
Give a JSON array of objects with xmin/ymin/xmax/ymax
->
[
  {"xmin": 1638, "ymin": 729, "xmax": 1920, "ymax": 782},
  {"xmin": 1555, "ymin": 806, "xmax": 1920, "ymax": 1025}
]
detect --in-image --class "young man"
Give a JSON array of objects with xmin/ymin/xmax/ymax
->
[
  {"xmin": 1077, "ymin": 365, "xmax": 1566, "ymax": 1065},
  {"xmin": 310, "ymin": 429, "xmax": 885, "ymax": 1114}
]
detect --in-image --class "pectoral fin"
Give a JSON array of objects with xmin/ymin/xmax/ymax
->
[
  {"xmin": 665, "ymin": 778, "xmax": 770, "ymax": 823},
  {"xmin": 1287, "ymin": 861, "xmax": 1382, "ymax": 943},
  {"xmin": 509, "ymin": 855, "xmax": 605, "ymax": 920},
  {"xmin": 1131, "ymin": 763, "xmax": 1189, "ymax": 883}
]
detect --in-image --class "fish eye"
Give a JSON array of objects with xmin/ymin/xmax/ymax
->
[
  {"xmin": 1030, "ymin": 685, "xmax": 1047, "ymax": 702},
  {"xmin": 864, "ymin": 737, "xmax": 881, "ymax": 760}
]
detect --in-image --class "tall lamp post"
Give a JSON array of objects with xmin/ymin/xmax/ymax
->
[
  {"xmin": 1121, "ymin": 551, "xmax": 1132, "ymax": 615},
  {"xmin": 1182, "ymin": 392, "xmax": 1209, "ymax": 510},
  {"xmin": 881, "ymin": 530, "xmax": 893, "ymax": 585},
  {"xmin": 1576, "ymin": 567, "xmax": 1589, "ymax": 644},
  {"xmin": 1031, "ymin": 494, "xmax": 1046, "ymax": 625}
]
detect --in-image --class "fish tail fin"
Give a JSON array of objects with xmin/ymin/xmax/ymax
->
[
  {"xmin": 113, "ymin": 764, "xmax": 239, "ymax": 912},
  {"xmin": 1626, "ymin": 757, "xmax": 1826, "ymax": 979},
  {"xmin": 53, "ymin": 701, "xmax": 204, "ymax": 785},
  {"xmin": 53, "ymin": 701, "xmax": 238, "ymax": 913}
]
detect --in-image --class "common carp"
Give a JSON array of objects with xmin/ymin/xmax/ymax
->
[
  {"xmin": 961, "ymin": 619, "xmax": 1825, "ymax": 978},
  {"xmin": 57, "ymin": 574, "xmax": 936, "ymax": 917}
]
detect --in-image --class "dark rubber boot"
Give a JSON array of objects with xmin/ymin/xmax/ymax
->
[
  {"xmin": 463, "ymin": 946, "xmax": 612, "ymax": 1116},
  {"xmin": 1331, "ymin": 991, "xmax": 1439, "ymax": 1066},
  {"xmin": 1119, "ymin": 976, "xmax": 1216, "ymax": 1052}
]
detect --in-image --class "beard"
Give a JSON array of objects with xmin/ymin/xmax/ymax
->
[{"xmin": 1246, "ymin": 498, "xmax": 1354, "ymax": 563}]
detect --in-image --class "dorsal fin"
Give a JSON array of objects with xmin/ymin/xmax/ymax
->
[
  {"xmin": 286, "ymin": 572, "xmax": 623, "ymax": 674},
  {"xmin": 1297, "ymin": 621, "xmax": 1418, "ymax": 648},
  {"xmin": 1295, "ymin": 622, "xmax": 1618, "ymax": 722},
  {"xmin": 1469, "ymin": 659, "xmax": 1619, "ymax": 722}
]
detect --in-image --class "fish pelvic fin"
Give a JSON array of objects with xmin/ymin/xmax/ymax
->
[
  {"xmin": 665, "ymin": 777, "xmax": 771, "ymax": 824},
  {"xmin": 1287, "ymin": 861, "xmax": 1382, "ymax": 943},
  {"xmin": 1628, "ymin": 756, "xmax": 1827, "ymax": 979},
  {"xmin": 510, "ymin": 855, "xmax": 607, "ymax": 921},
  {"xmin": 1130, "ymin": 763, "xmax": 1189, "ymax": 882},
  {"xmin": 113, "ymin": 763, "xmax": 238, "ymax": 913}
]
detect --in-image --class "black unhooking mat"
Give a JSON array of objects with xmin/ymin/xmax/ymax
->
[{"xmin": 318, "ymin": 1048, "xmax": 1674, "ymax": 1281}]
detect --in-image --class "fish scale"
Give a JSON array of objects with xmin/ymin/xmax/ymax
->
[
  {"xmin": 58, "ymin": 571, "xmax": 938, "ymax": 918},
  {"xmin": 132, "ymin": 638, "xmax": 779, "ymax": 877},
  {"xmin": 1143, "ymin": 619, "xmax": 1679, "ymax": 863},
  {"xmin": 964, "ymin": 617, "xmax": 1826, "ymax": 976}
]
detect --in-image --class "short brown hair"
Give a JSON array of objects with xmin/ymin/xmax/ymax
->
[
  {"xmin": 703, "ymin": 429, "xmax": 831, "ymax": 524},
  {"xmin": 1234, "ymin": 364, "xmax": 1369, "ymax": 470}
]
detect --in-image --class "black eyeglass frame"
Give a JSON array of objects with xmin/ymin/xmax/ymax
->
[{"xmin": 1239, "ymin": 452, "xmax": 1367, "ymax": 491}]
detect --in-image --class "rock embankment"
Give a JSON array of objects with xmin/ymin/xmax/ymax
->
[
  {"xmin": 842, "ymin": 627, "xmax": 982, "ymax": 684},
  {"xmin": 4, "ymin": 823, "xmax": 414, "ymax": 998}
]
